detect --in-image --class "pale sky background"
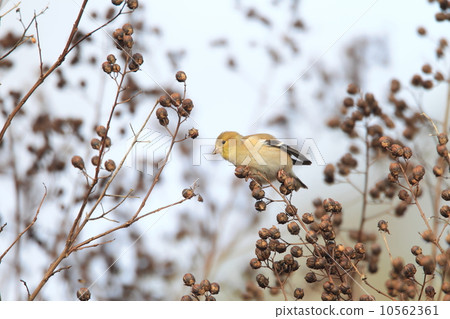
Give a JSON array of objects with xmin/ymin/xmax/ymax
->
[{"xmin": 0, "ymin": 0, "xmax": 449, "ymax": 300}]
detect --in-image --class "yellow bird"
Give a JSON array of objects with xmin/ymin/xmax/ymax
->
[{"xmin": 213, "ymin": 131, "xmax": 311, "ymax": 190}]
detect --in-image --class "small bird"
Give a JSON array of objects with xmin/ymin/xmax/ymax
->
[{"xmin": 213, "ymin": 131, "xmax": 311, "ymax": 190}]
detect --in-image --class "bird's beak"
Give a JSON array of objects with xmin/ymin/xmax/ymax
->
[{"xmin": 212, "ymin": 147, "xmax": 219, "ymax": 155}]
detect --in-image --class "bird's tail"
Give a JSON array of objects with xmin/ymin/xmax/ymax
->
[{"xmin": 293, "ymin": 176, "xmax": 308, "ymax": 190}]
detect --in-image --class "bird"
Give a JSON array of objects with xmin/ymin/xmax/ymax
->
[{"xmin": 213, "ymin": 131, "xmax": 311, "ymax": 190}]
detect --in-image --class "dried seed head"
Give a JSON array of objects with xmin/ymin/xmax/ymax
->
[
  {"xmin": 412, "ymin": 165, "xmax": 425, "ymax": 181},
  {"xmin": 343, "ymin": 97, "xmax": 354, "ymax": 107},
  {"xmin": 104, "ymin": 137, "xmax": 112, "ymax": 148},
  {"xmin": 180, "ymin": 295, "xmax": 193, "ymax": 301},
  {"xmin": 438, "ymin": 133, "xmax": 449, "ymax": 145},
  {"xmin": 276, "ymin": 212, "xmax": 289, "ymax": 224},
  {"xmin": 435, "ymin": 72, "xmax": 444, "ymax": 81},
  {"xmin": 433, "ymin": 165, "xmax": 444, "ymax": 177},
  {"xmin": 287, "ymin": 221, "xmax": 300, "ymax": 235},
  {"xmin": 111, "ymin": 63, "xmax": 121, "ymax": 73},
  {"xmin": 437, "ymin": 144, "xmax": 449, "ymax": 157},
  {"xmin": 156, "ymin": 107, "xmax": 168, "ymax": 120},
  {"xmin": 389, "ymin": 162, "xmax": 402, "ymax": 177},
  {"xmin": 112, "ymin": 0, "xmax": 124, "ymax": 5},
  {"xmin": 306, "ymin": 230, "xmax": 318, "ymax": 244},
  {"xmin": 191, "ymin": 284, "xmax": 205, "ymax": 296},
  {"xmin": 302, "ymin": 213, "xmax": 314, "ymax": 224},
  {"xmin": 159, "ymin": 95, "xmax": 172, "ymax": 107},
  {"xmin": 183, "ymin": 273, "xmax": 196, "ymax": 286},
  {"xmin": 442, "ymin": 282, "xmax": 450, "ymax": 294},
  {"xmin": 176, "ymin": 71, "xmax": 187, "ymax": 82},
  {"xmin": 95, "ymin": 125, "xmax": 107, "ymax": 138},
  {"xmin": 411, "ymin": 245, "xmax": 422, "ymax": 256},
  {"xmin": 304, "ymin": 272, "xmax": 317, "ymax": 283},
  {"xmin": 170, "ymin": 93, "xmax": 182, "ymax": 106},
  {"xmin": 377, "ymin": 220, "xmax": 389, "ymax": 233},
  {"xmin": 421, "ymin": 255, "xmax": 436, "ymax": 275},
  {"xmin": 256, "ymin": 274, "xmax": 269, "ymax": 288},
  {"xmin": 132, "ymin": 52, "xmax": 144, "ymax": 65},
  {"xmin": 71, "ymin": 155, "xmax": 85, "ymax": 170},
  {"xmin": 106, "ymin": 54, "xmax": 116, "ymax": 64},
  {"xmin": 442, "ymin": 189, "xmax": 450, "ymax": 201},
  {"xmin": 188, "ymin": 128, "xmax": 199, "ymax": 139},
  {"xmin": 379, "ymin": 136, "xmax": 392, "ymax": 149},
  {"xmin": 347, "ymin": 83, "xmax": 359, "ymax": 95},
  {"xmin": 425, "ymin": 286, "xmax": 436, "ymax": 299},
  {"xmin": 258, "ymin": 228, "xmax": 271, "ymax": 239},
  {"xmin": 417, "ymin": 26, "xmax": 426, "ymax": 36},
  {"xmin": 182, "ymin": 188, "xmax": 195, "ymax": 199},
  {"xmin": 291, "ymin": 246, "xmax": 303, "ymax": 258},
  {"xmin": 398, "ymin": 189, "xmax": 409, "ymax": 201},
  {"xmin": 127, "ymin": 0, "xmax": 139, "ymax": 10},
  {"xmin": 91, "ymin": 155, "xmax": 100, "ymax": 166},
  {"xmin": 293, "ymin": 288, "xmax": 304, "ymax": 299},
  {"xmin": 210, "ymin": 282, "xmax": 220, "ymax": 294},
  {"xmin": 440, "ymin": 205, "xmax": 450, "ymax": 218},
  {"xmin": 422, "ymin": 80, "xmax": 433, "ymax": 89},
  {"xmin": 250, "ymin": 258, "xmax": 262, "ymax": 269},
  {"xmin": 390, "ymin": 144, "xmax": 404, "ymax": 157},
  {"xmin": 354, "ymin": 242, "xmax": 366, "ymax": 254},
  {"xmin": 422, "ymin": 64, "xmax": 432, "ymax": 74},
  {"xmin": 77, "ymin": 287, "xmax": 91, "ymax": 301},
  {"xmin": 122, "ymin": 23, "xmax": 134, "ymax": 35},
  {"xmin": 255, "ymin": 200, "xmax": 266, "ymax": 212},
  {"xmin": 285, "ymin": 204, "xmax": 297, "ymax": 216},
  {"xmin": 105, "ymin": 159, "xmax": 116, "ymax": 172},
  {"xmin": 269, "ymin": 226, "xmax": 281, "ymax": 239},
  {"xmin": 102, "ymin": 61, "xmax": 112, "ymax": 74},
  {"xmin": 252, "ymin": 187, "xmax": 265, "ymax": 200},
  {"xmin": 200, "ymin": 279, "xmax": 211, "ymax": 292},
  {"xmin": 411, "ymin": 74, "xmax": 422, "ymax": 86},
  {"xmin": 403, "ymin": 147, "xmax": 412, "ymax": 159},
  {"xmin": 90, "ymin": 138, "xmax": 101, "ymax": 150},
  {"xmin": 421, "ymin": 229, "xmax": 435, "ymax": 242}
]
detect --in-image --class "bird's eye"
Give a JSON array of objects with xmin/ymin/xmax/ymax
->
[{"xmin": 222, "ymin": 140, "xmax": 226, "ymax": 145}]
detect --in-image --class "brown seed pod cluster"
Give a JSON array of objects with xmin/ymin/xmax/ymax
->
[
  {"xmin": 181, "ymin": 273, "xmax": 220, "ymax": 301},
  {"xmin": 155, "ymin": 74, "xmax": 196, "ymax": 127}
]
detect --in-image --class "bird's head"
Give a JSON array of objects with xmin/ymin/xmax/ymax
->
[{"xmin": 213, "ymin": 131, "xmax": 241, "ymax": 161}]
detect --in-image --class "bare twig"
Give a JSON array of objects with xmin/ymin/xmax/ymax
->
[
  {"xmin": 0, "ymin": 185, "xmax": 47, "ymax": 263},
  {"xmin": 20, "ymin": 279, "xmax": 30, "ymax": 299}
]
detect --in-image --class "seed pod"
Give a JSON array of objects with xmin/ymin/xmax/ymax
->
[
  {"xmin": 159, "ymin": 95, "xmax": 172, "ymax": 107},
  {"xmin": 112, "ymin": 0, "xmax": 124, "ymax": 6},
  {"xmin": 411, "ymin": 245, "xmax": 422, "ymax": 256},
  {"xmin": 188, "ymin": 128, "xmax": 199, "ymax": 139},
  {"xmin": 377, "ymin": 220, "xmax": 389, "ymax": 234},
  {"xmin": 390, "ymin": 144, "xmax": 404, "ymax": 157},
  {"xmin": 71, "ymin": 155, "xmax": 85, "ymax": 170},
  {"xmin": 440, "ymin": 205, "xmax": 450, "ymax": 218},
  {"xmin": 183, "ymin": 273, "xmax": 196, "ymax": 286},
  {"xmin": 127, "ymin": 0, "xmax": 139, "ymax": 10},
  {"xmin": 176, "ymin": 71, "xmax": 187, "ymax": 82},
  {"xmin": 255, "ymin": 200, "xmax": 266, "ymax": 211},
  {"xmin": 301, "ymin": 213, "xmax": 314, "ymax": 224},
  {"xmin": 256, "ymin": 274, "xmax": 269, "ymax": 288},
  {"xmin": 182, "ymin": 188, "xmax": 195, "ymax": 199},
  {"xmin": 438, "ymin": 133, "xmax": 449, "ymax": 145},
  {"xmin": 210, "ymin": 282, "xmax": 220, "ymax": 295},
  {"xmin": 258, "ymin": 228, "xmax": 271, "ymax": 239},
  {"xmin": 442, "ymin": 189, "xmax": 450, "ymax": 201},
  {"xmin": 433, "ymin": 165, "xmax": 443, "ymax": 177},
  {"xmin": 180, "ymin": 295, "xmax": 193, "ymax": 301},
  {"xmin": 293, "ymin": 288, "xmax": 304, "ymax": 299},
  {"xmin": 91, "ymin": 155, "xmax": 100, "ymax": 166},
  {"xmin": 156, "ymin": 107, "xmax": 168, "ymax": 120},
  {"xmin": 276, "ymin": 213, "xmax": 288, "ymax": 224},
  {"xmin": 412, "ymin": 165, "xmax": 425, "ymax": 181},
  {"xmin": 102, "ymin": 61, "xmax": 112, "ymax": 74},
  {"xmin": 131, "ymin": 53, "xmax": 143, "ymax": 65},
  {"xmin": 379, "ymin": 136, "xmax": 392, "ymax": 149},
  {"xmin": 170, "ymin": 93, "xmax": 182, "ymax": 106},
  {"xmin": 347, "ymin": 83, "xmax": 359, "ymax": 94},
  {"xmin": 95, "ymin": 125, "xmax": 107, "ymax": 138},
  {"xmin": 105, "ymin": 159, "xmax": 116, "ymax": 172},
  {"xmin": 112, "ymin": 63, "xmax": 121, "ymax": 73},
  {"xmin": 269, "ymin": 226, "xmax": 281, "ymax": 239},
  {"xmin": 191, "ymin": 284, "xmax": 204, "ymax": 296},
  {"xmin": 304, "ymin": 272, "xmax": 317, "ymax": 283},
  {"xmin": 250, "ymin": 258, "xmax": 262, "ymax": 269},
  {"xmin": 324, "ymin": 164, "xmax": 335, "ymax": 184},
  {"xmin": 437, "ymin": 145, "xmax": 448, "ymax": 157},
  {"xmin": 77, "ymin": 288, "xmax": 91, "ymax": 301},
  {"xmin": 287, "ymin": 221, "xmax": 300, "ymax": 235}
]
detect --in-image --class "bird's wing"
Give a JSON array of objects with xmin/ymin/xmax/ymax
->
[{"xmin": 264, "ymin": 138, "xmax": 312, "ymax": 165}]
